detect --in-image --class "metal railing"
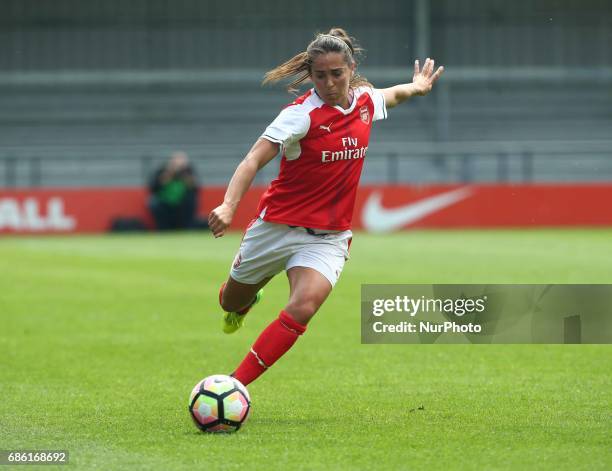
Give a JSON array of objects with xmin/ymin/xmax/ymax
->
[{"xmin": 1, "ymin": 140, "xmax": 611, "ymax": 188}]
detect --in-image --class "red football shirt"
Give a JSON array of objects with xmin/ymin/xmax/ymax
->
[{"xmin": 258, "ymin": 87, "xmax": 387, "ymax": 231}]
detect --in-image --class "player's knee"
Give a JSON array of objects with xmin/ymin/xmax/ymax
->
[
  {"xmin": 219, "ymin": 297, "xmax": 232, "ymax": 312},
  {"xmin": 219, "ymin": 286, "xmax": 235, "ymax": 312},
  {"xmin": 284, "ymin": 301, "xmax": 318, "ymax": 325},
  {"xmin": 220, "ymin": 295, "xmax": 242, "ymax": 313}
]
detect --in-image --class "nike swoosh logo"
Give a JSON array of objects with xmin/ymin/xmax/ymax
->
[{"xmin": 362, "ymin": 187, "xmax": 473, "ymax": 233}]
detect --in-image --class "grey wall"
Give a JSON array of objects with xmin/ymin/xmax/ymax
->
[
  {"xmin": 0, "ymin": 0, "xmax": 611, "ymax": 186},
  {"xmin": 2, "ymin": 0, "xmax": 609, "ymax": 71},
  {"xmin": 0, "ymin": 0, "xmax": 413, "ymax": 70}
]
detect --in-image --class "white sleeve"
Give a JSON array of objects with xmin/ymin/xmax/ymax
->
[
  {"xmin": 371, "ymin": 88, "xmax": 387, "ymax": 122},
  {"xmin": 261, "ymin": 105, "xmax": 310, "ymax": 149}
]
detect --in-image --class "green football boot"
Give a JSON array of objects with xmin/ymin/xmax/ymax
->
[{"xmin": 222, "ymin": 289, "xmax": 263, "ymax": 334}]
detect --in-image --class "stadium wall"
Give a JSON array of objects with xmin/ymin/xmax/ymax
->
[{"xmin": 2, "ymin": 184, "xmax": 612, "ymax": 234}]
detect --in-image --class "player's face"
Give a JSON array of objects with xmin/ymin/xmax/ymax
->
[{"xmin": 310, "ymin": 52, "xmax": 355, "ymax": 109}]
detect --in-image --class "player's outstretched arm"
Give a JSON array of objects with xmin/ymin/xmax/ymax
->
[
  {"xmin": 382, "ymin": 58, "xmax": 444, "ymax": 109},
  {"xmin": 208, "ymin": 138, "xmax": 279, "ymax": 238}
]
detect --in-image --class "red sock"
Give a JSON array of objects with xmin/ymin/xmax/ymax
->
[
  {"xmin": 219, "ymin": 282, "xmax": 255, "ymax": 315},
  {"xmin": 232, "ymin": 310, "xmax": 307, "ymax": 386}
]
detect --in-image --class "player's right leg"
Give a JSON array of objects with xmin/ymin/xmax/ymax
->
[
  {"xmin": 220, "ymin": 274, "xmax": 270, "ymax": 314},
  {"xmin": 219, "ymin": 276, "xmax": 271, "ymax": 334},
  {"xmin": 219, "ymin": 218, "xmax": 290, "ymax": 332}
]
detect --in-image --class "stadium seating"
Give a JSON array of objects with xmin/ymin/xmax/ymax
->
[{"xmin": 1, "ymin": 77, "xmax": 610, "ymax": 187}]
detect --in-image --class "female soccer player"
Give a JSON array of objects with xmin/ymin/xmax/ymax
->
[{"xmin": 208, "ymin": 28, "xmax": 444, "ymax": 386}]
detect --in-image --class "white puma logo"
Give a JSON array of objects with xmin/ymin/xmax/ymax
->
[{"xmin": 319, "ymin": 123, "xmax": 333, "ymax": 133}]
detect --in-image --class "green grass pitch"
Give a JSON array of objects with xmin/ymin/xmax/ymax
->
[{"xmin": 1, "ymin": 230, "xmax": 611, "ymax": 470}]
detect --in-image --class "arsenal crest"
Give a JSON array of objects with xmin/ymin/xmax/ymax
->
[{"xmin": 359, "ymin": 105, "xmax": 370, "ymax": 124}]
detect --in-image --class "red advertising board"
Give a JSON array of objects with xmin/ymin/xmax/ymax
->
[{"xmin": 1, "ymin": 184, "xmax": 612, "ymax": 234}]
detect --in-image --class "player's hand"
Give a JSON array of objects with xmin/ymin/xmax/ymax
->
[
  {"xmin": 208, "ymin": 203, "xmax": 235, "ymax": 238},
  {"xmin": 412, "ymin": 58, "xmax": 444, "ymax": 96}
]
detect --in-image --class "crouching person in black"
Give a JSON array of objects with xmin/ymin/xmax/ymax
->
[{"xmin": 148, "ymin": 151, "xmax": 199, "ymax": 230}]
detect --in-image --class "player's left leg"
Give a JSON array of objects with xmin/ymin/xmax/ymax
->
[
  {"xmin": 284, "ymin": 267, "xmax": 333, "ymax": 324},
  {"xmin": 231, "ymin": 267, "xmax": 333, "ymax": 386}
]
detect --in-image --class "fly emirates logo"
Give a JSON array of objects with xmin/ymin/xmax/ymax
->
[{"xmin": 321, "ymin": 137, "xmax": 368, "ymax": 163}]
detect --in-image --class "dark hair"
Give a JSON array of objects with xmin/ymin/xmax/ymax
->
[{"xmin": 263, "ymin": 27, "xmax": 372, "ymax": 93}]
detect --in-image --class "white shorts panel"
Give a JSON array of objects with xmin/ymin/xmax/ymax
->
[
  {"xmin": 229, "ymin": 218, "xmax": 291, "ymax": 284},
  {"xmin": 229, "ymin": 219, "xmax": 351, "ymax": 286},
  {"xmin": 286, "ymin": 245, "xmax": 346, "ymax": 287}
]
